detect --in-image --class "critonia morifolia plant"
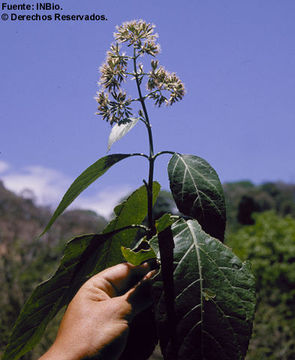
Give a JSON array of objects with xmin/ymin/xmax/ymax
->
[{"xmin": 4, "ymin": 20, "xmax": 256, "ymax": 360}]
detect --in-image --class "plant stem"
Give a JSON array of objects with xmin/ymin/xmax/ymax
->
[
  {"xmin": 158, "ymin": 227, "xmax": 178, "ymax": 360},
  {"xmin": 133, "ymin": 50, "xmax": 177, "ymax": 359},
  {"xmin": 154, "ymin": 150, "xmax": 175, "ymax": 160},
  {"xmin": 133, "ymin": 50, "xmax": 155, "ymax": 239}
]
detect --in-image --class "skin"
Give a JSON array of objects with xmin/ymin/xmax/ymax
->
[{"xmin": 39, "ymin": 262, "xmax": 156, "ymax": 360}]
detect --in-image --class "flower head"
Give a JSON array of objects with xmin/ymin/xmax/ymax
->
[
  {"xmin": 147, "ymin": 61, "xmax": 186, "ymax": 106},
  {"xmin": 99, "ymin": 43, "xmax": 128, "ymax": 91},
  {"xmin": 95, "ymin": 90, "xmax": 132, "ymax": 125},
  {"xmin": 114, "ymin": 20, "xmax": 160, "ymax": 56}
]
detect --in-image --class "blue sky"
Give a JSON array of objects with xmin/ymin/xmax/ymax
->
[{"xmin": 1, "ymin": 0, "xmax": 294, "ymax": 218}]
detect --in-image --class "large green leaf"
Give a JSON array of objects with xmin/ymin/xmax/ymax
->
[
  {"xmin": 168, "ymin": 153, "xmax": 226, "ymax": 241},
  {"xmin": 151, "ymin": 219, "xmax": 256, "ymax": 360},
  {"xmin": 41, "ymin": 154, "xmax": 132, "ymax": 235},
  {"xmin": 4, "ymin": 183, "xmax": 160, "ymax": 360}
]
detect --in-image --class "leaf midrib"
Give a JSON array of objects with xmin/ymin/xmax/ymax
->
[
  {"xmin": 187, "ymin": 221, "xmax": 243, "ymax": 359},
  {"xmin": 187, "ymin": 220, "xmax": 204, "ymax": 357},
  {"xmin": 174, "ymin": 155, "xmax": 205, "ymax": 217},
  {"xmin": 178, "ymin": 155, "xmax": 223, "ymax": 217}
]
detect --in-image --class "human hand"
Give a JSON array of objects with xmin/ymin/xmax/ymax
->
[{"xmin": 40, "ymin": 262, "xmax": 156, "ymax": 360}]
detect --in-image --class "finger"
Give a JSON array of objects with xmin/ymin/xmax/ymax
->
[
  {"xmin": 123, "ymin": 269, "xmax": 158, "ymax": 317},
  {"xmin": 90, "ymin": 262, "xmax": 152, "ymax": 297}
]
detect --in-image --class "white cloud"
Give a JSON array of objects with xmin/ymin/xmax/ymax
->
[
  {"xmin": 72, "ymin": 185, "xmax": 132, "ymax": 218},
  {"xmin": 2, "ymin": 165, "xmax": 70, "ymax": 205},
  {"xmin": 0, "ymin": 160, "xmax": 10, "ymax": 174},
  {"xmin": 0, "ymin": 162, "xmax": 131, "ymax": 219}
]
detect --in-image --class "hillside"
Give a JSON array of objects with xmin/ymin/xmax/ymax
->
[
  {"xmin": 0, "ymin": 180, "xmax": 107, "ymax": 252},
  {"xmin": 0, "ymin": 180, "xmax": 108, "ymax": 359}
]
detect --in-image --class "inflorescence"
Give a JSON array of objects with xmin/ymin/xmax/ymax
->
[{"xmin": 95, "ymin": 20, "xmax": 185, "ymax": 125}]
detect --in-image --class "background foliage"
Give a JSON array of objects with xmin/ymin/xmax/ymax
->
[
  {"xmin": 226, "ymin": 211, "xmax": 295, "ymax": 360},
  {"xmin": 1, "ymin": 179, "xmax": 295, "ymax": 359}
]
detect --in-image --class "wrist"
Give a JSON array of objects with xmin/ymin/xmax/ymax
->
[{"xmin": 39, "ymin": 342, "xmax": 81, "ymax": 360}]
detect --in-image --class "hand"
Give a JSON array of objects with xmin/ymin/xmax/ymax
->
[{"xmin": 40, "ymin": 262, "xmax": 155, "ymax": 360}]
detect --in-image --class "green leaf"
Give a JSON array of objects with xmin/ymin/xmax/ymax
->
[
  {"xmin": 41, "ymin": 154, "xmax": 132, "ymax": 235},
  {"xmin": 105, "ymin": 181, "xmax": 160, "ymax": 233},
  {"xmin": 154, "ymin": 219, "xmax": 256, "ymax": 360},
  {"xmin": 121, "ymin": 246, "xmax": 156, "ymax": 266},
  {"xmin": 101, "ymin": 181, "xmax": 160, "ymax": 266},
  {"xmin": 108, "ymin": 118, "xmax": 139, "ymax": 151},
  {"xmin": 155, "ymin": 213, "xmax": 180, "ymax": 233},
  {"xmin": 5, "ymin": 183, "xmax": 161, "ymax": 360},
  {"xmin": 168, "ymin": 153, "xmax": 226, "ymax": 241}
]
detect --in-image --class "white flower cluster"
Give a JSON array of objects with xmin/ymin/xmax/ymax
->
[
  {"xmin": 147, "ymin": 60, "xmax": 185, "ymax": 106},
  {"xmin": 95, "ymin": 20, "xmax": 185, "ymax": 125},
  {"xmin": 114, "ymin": 19, "xmax": 161, "ymax": 56}
]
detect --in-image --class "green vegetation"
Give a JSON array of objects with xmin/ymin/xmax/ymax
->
[
  {"xmin": 224, "ymin": 180, "xmax": 295, "ymax": 230},
  {"xmin": 226, "ymin": 211, "xmax": 295, "ymax": 359},
  {"xmin": 223, "ymin": 181, "xmax": 295, "ymax": 359}
]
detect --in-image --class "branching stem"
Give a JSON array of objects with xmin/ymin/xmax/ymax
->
[
  {"xmin": 130, "ymin": 152, "xmax": 149, "ymax": 160},
  {"xmin": 154, "ymin": 150, "xmax": 175, "ymax": 160}
]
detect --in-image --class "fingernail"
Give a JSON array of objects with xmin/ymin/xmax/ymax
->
[
  {"xmin": 142, "ymin": 269, "xmax": 159, "ymax": 281},
  {"xmin": 142, "ymin": 258, "xmax": 160, "ymax": 270}
]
